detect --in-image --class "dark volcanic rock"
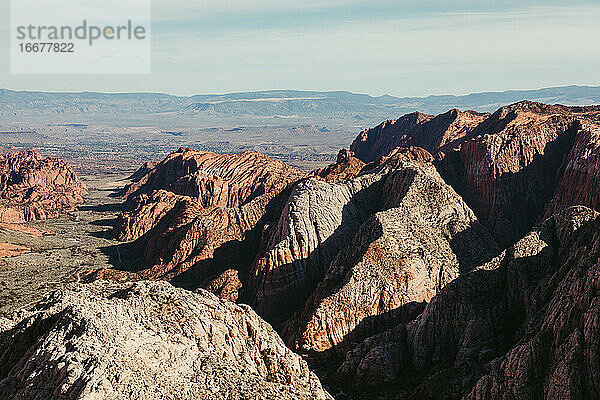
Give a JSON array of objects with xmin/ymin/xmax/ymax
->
[
  {"xmin": 0, "ymin": 149, "xmax": 86, "ymax": 222},
  {"xmin": 0, "ymin": 280, "xmax": 332, "ymax": 399}
]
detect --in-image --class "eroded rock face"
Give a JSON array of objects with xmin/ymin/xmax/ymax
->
[
  {"xmin": 349, "ymin": 109, "xmax": 488, "ymax": 162},
  {"xmin": 440, "ymin": 103, "xmax": 600, "ymax": 246},
  {"xmin": 0, "ymin": 280, "xmax": 332, "ymax": 400},
  {"xmin": 546, "ymin": 124, "xmax": 600, "ymax": 217},
  {"xmin": 335, "ymin": 206, "xmax": 600, "ymax": 400},
  {"xmin": 84, "ymin": 102, "xmax": 600, "ymax": 400},
  {"xmin": 279, "ymin": 151, "xmax": 498, "ymax": 357},
  {"xmin": 0, "ymin": 149, "xmax": 86, "ymax": 222},
  {"xmin": 94, "ymin": 148, "xmax": 305, "ymax": 295},
  {"xmin": 199, "ymin": 269, "xmax": 243, "ymax": 302},
  {"xmin": 350, "ymin": 102, "xmax": 600, "ymax": 246},
  {"xmin": 124, "ymin": 148, "xmax": 303, "ymax": 210},
  {"xmin": 250, "ymin": 163, "xmax": 383, "ymax": 322}
]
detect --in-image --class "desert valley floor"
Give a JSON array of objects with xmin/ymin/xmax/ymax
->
[{"xmin": 0, "ymin": 173, "xmax": 131, "ymax": 313}]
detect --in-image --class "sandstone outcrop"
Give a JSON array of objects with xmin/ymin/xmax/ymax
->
[
  {"xmin": 123, "ymin": 148, "xmax": 303, "ymax": 210},
  {"xmin": 440, "ymin": 103, "xmax": 600, "ymax": 246},
  {"xmin": 92, "ymin": 148, "xmax": 305, "ymax": 294},
  {"xmin": 0, "ymin": 280, "xmax": 332, "ymax": 399},
  {"xmin": 545, "ymin": 124, "xmax": 600, "ymax": 217},
  {"xmin": 0, "ymin": 149, "xmax": 86, "ymax": 222},
  {"xmin": 349, "ymin": 109, "xmax": 488, "ymax": 162},
  {"xmin": 199, "ymin": 269, "xmax": 243, "ymax": 302},
  {"xmin": 335, "ymin": 206, "xmax": 600, "ymax": 399},
  {"xmin": 350, "ymin": 102, "xmax": 600, "ymax": 246},
  {"xmin": 277, "ymin": 151, "xmax": 498, "ymax": 357}
]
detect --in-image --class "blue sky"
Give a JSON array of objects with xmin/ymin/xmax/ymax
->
[{"xmin": 1, "ymin": 0, "xmax": 599, "ymax": 96}]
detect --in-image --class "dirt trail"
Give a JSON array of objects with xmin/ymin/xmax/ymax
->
[{"xmin": 0, "ymin": 173, "xmax": 130, "ymax": 314}]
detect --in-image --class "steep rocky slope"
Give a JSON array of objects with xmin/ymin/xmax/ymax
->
[
  {"xmin": 199, "ymin": 269, "xmax": 243, "ymax": 302},
  {"xmin": 276, "ymin": 149, "xmax": 498, "ymax": 357},
  {"xmin": 545, "ymin": 124, "xmax": 600, "ymax": 217},
  {"xmin": 90, "ymin": 148, "xmax": 305, "ymax": 295},
  {"xmin": 6, "ymin": 101, "xmax": 600, "ymax": 400},
  {"xmin": 0, "ymin": 149, "xmax": 86, "ymax": 222},
  {"xmin": 333, "ymin": 206, "xmax": 600, "ymax": 400},
  {"xmin": 0, "ymin": 280, "xmax": 331, "ymax": 399},
  {"xmin": 350, "ymin": 102, "xmax": 600, "ymax": 246},
  {"xmin": 349, "ymin": 109, "xmax": 488, "ymax": 162}
]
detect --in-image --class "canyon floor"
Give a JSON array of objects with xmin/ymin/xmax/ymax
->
[{"xmin": 0, "ymin": 173, "xmax": 131, "ymax": 313}]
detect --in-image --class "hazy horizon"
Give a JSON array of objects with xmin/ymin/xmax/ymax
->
[
  {"xmin": 1, "ymin": 84, "xmax": 599, "ymax": 100},
  {"xmin": 1, "ymin": 0, "xmax": 599, "ymax": 97}
]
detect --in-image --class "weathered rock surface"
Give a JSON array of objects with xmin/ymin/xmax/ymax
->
[
  {"xmin": 335, "ymin": 206, "xmax": 600, "ymax": 400},
  {"xmin": 546, "ymin": 124, "xmax": 600, "ymax": 217},
  {"xmin": 0, "ymin": 149, "xmax": 86, "ymax": 222},
  {"xmin": 250, "ymin": 161, "xmax": 382, "ymax": 321},
  {"xmin": 93, "ymin": 148, "xmax": 305, "ymax": 294},
  {"xmin": 441, "ymin": 103, "xmax": 600, "ymax": 246},
  {"xmin": 279, "ymin": 151, "xmax": 498, "ymax": 357},
  {"xmin": 199, "ymin": 269, "xmax": 243, "ymax": 302},
  {"xmin": 349, "ymin": 109, "xmax": 488, "ymax": 162},
  {"xmin": 124, "ymin": 148, "xmax": 303, "ymax": 210},
  {"xmin": 80, "ymin": 102, "xmax": 600, "ymax": 400},
  {"xmin": 350, "ymin": 102, "xmax": 600, "ymax": 246},
  {"xmin": 0, "ymin": 280, "xmax": 332, "ymax": 400}
]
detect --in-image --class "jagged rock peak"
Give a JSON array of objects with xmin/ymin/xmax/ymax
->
[
  {"xmin": 335, "ymin": 206, "xmax": 600, "ymax": 399},
  {"xmin": 349, "ymin": 108, "xmax": 487, "ymax": 162},
  {"xmin": 124, "ymin": 148, "xmax": 305, "ymax": 209},
  {"xmin": 279, "ymin": 149, "xmax": 498, "ymax": 357}
]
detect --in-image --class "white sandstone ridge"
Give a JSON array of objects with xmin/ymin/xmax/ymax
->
[{"xmin": 0, "ymin": 281, "xmax": 332, "ymax": 400}]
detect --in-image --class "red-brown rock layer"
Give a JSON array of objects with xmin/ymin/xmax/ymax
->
[
  {"xmin": 124, "ymin": 148, "xmax": 303, "ymax": 210},
  {"xmin": 279, "ymin": 152, "xmax": 498, "ymax": 357},
  {"xmin": 350, "ymin": 109, "xmax": 488, "ymax": 162},
  {"xmin": 350, "ymin": 102, "xmax": 600, "ymax": 246},
  {"xmin": 0, "ymin": 149, "xmax": 86, "ymax": 222},
  {"xmin": 546, "ymin": 124, "xmax": 600, "ymax": 217},
  {"xmin": 199, "ymin": 268, "xmax": 243, "ymax": 302},
  {"xmin": 92, "ymin": 148, "xmax": 305, "ymax": 293}
]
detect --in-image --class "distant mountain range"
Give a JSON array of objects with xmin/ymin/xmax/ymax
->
[{"xmin": 2, "ymin": 85, "xmax": 600, "ymax": 127}]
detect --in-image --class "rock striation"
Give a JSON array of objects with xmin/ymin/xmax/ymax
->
[
  {"xmin": 123, "ymin": 148, "xmax": 303, "ymax": 210},
  {"xmin": 334, "ymin": 206, "xmax": 600, "ymax": 400},
  {"xmin": 276, "ymin": 150, "xmax": 498, "ymax": 357},
  {"xmin": 0, "ymin": 149, "xmax": 86, "ymax": 222},
  {"xmin": 7, "ymin": 101, "xmax": 600, "ymax": 400},
  {"xmin": 349, "ymin": 109, "xmax": 488, "ymax": 162},
  {"xmin": 91, "ymin": 148, "xmax": 305, "ymax": 295},
  {"xmin": 0, "ymin": 280, "xmax": 332, "ymax": 399},
  {"xmin": 199, "ymin": 269, "xmax": 243, "ymax": 302},
  {"xmin": 350, "ymin": 102, "xmax": 600, "ymax": 246}
]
